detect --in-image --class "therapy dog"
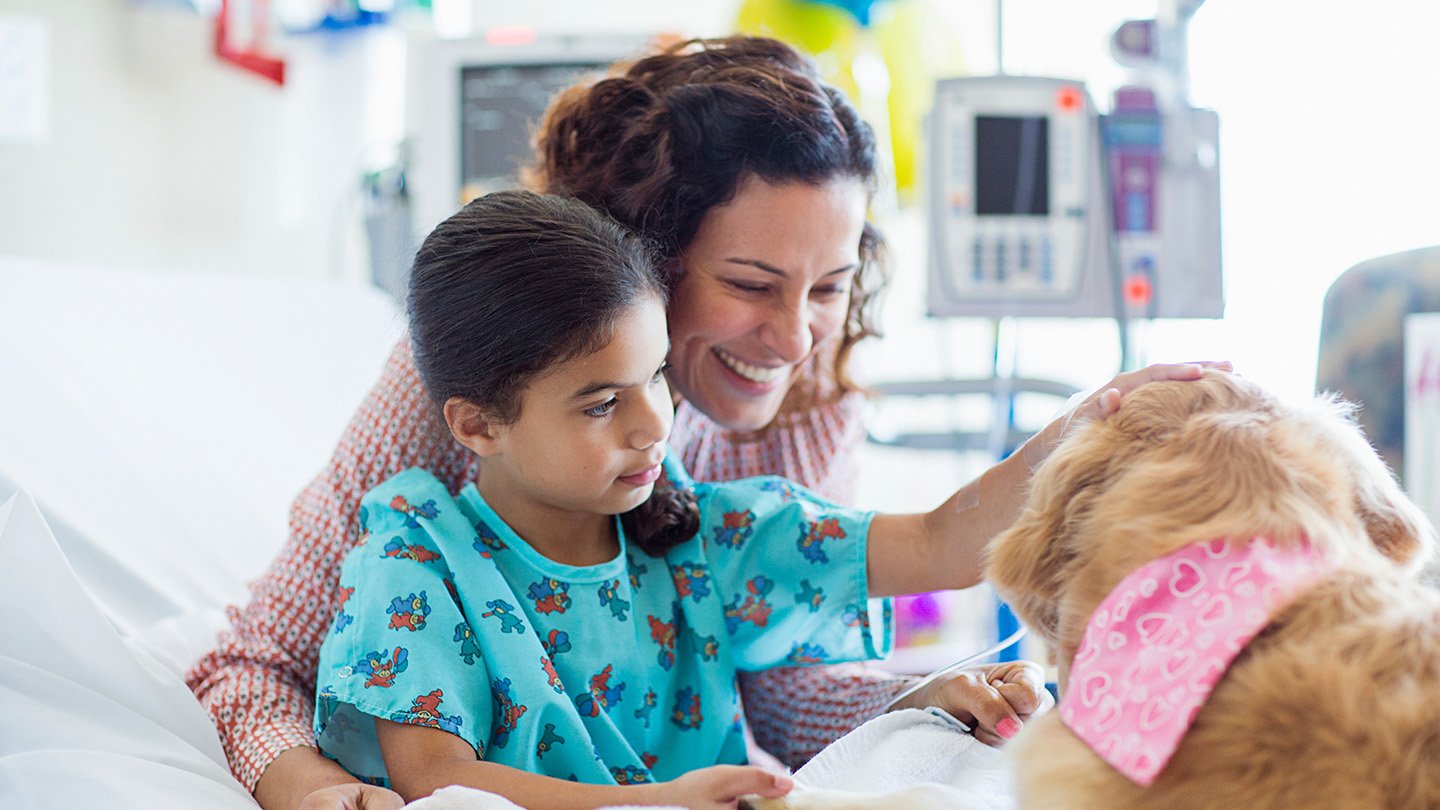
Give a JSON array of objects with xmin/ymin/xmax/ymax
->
[{"xmin": 987, "ymin": 370, "xmax": 1440, "ymax": 809}]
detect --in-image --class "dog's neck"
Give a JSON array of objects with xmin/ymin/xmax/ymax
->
[{"xmin": 1056, "ymin": 535, "xmax": 1335, "ymax": 786}]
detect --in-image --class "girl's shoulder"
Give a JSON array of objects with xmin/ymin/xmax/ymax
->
[
  {"xmin": 693, "ymin": 474, "xmax": 843, "ymax": 514},
  {"xmin": 358, "ymin": 467, "xmax": 462, "ymax": 536}
]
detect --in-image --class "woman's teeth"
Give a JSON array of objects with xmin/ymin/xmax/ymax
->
[{"xmin": 716, "ymin": 349, "xmax": 787, "ymax": 383}]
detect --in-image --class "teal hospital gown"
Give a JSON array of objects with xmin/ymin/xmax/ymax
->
[{"xmin": 314, "ymin": 456, "xmax": 892, "ymax": 787}]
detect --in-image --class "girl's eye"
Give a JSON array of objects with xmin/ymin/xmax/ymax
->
[
  {"xmin": 584, "ymin": 397, "xmax": 618, "ymax": 418},
  {"xmin": 651, "ymin": 362, "xmax": 670, "ymax": 384},
  {"xmin": 812, "ymin": 284, "xmax": 848, "ymax": 297}
]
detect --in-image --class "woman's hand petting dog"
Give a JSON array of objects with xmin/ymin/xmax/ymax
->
[
  {"xmin": 888, "ymin": 660, "xmax": 1053, "ymax": 746},
  {"xmin": 1022, "ymin": 361, "xmax": 1234, "ymax": 471}
]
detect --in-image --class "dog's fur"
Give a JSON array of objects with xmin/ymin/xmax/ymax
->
[{"xmin": 987, "ymin": 370, "xmax": 1440, "ymax": 809}]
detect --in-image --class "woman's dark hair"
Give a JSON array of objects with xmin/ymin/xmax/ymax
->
[
  {"xmin": 408, "ymin": 189, "xmax": 698, "ymax": 556},
  {"xmin": 524, "ymin": 35, "xmax": 887, "ymax": 393}
]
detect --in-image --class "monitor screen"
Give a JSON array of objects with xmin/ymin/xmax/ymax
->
[
  {"xmin": 459, "ymin": 62, "xmax": 608, "ymax": 199},
  {"xmin": 974, "ymin": 114, "xmax": 1050, "ymax": 216}
]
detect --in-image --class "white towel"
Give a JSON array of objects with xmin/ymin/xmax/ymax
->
[
  {"xmin": 761, "ymin": 707, "xmax": 1016, "ymax": 809},
  {"xmin": 406, "ymin": 787, "xmax": 678, "ymax": 810},
  {"xmin": 405, "ymin": 708, "xmax": 1014, "ymax": 810}
]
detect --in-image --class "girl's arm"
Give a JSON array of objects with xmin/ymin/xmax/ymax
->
[
  {"xmin": 868, "ymin": 363, "xmax": 1221, "ymax": 597},
  {"xmin": 374, "ymin": 720, "xmax": 791, "ymax": 810}
]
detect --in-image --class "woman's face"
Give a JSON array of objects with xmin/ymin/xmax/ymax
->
[{"xmin": 666, "ymin": 175, "xmax": 868, "ymax": 432}]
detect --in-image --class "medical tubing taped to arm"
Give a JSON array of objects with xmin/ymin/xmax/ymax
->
[{"xmin": 879, "ymin": 625, "xmax": 1029, "ymax": 714}]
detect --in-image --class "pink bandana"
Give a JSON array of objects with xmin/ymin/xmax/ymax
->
[{"xmin": 1058, "ymin": 536, "xmax": 1335, "ymax": 785}]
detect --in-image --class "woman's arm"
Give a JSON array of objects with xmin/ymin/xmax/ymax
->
[
  {"xmin": 185, "ymin": 340, "xmax": 477, "ymax": 808},
  {"xmin": 375, "ymin": 721, "xmax": 791, "ymax": 810},
  {"xmin": 739, "ymin": 664, "xmax": 914, "ymax": 768},
  {"xmin": 867, "ymin": 362, "xmax": 1224, "ymax": 597}
]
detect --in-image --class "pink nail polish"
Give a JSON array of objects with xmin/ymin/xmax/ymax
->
[{"xmin": 996, "ymin": 718, "xmax": 1021, "ymax": 739}]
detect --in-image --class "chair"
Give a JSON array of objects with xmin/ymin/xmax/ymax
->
[{"xmin": 1316, "ymin": 245, "xmax": 1440, "ymax": 486}]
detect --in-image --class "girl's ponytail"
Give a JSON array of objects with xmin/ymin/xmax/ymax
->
[{"xmin": 621, "ymin": 477, "xmax": 700, "ymax": 557}]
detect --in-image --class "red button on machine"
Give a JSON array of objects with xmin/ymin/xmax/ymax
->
[
  {"xmin": 1124, "ymin": 273, "xmax": 1153, "ymax": 306},
  {"xmin": 1056, "ymin": 86, "xmax": 1083, "ymax": 113}
]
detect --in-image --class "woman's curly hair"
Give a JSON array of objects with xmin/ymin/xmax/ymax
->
[{"xmin": 523, "ymin": 35, "xmax": 887, "ymax": 393}]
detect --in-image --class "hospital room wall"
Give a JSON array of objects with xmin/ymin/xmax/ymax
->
[
  {"xmin": 0, "ymin": 0, "xmax": 386, "ymax": 277},
  {"xmin": 3, "ymin": 1, "xmax": 1437, "ymax": 402},
  {"xmin": 0, "ymin": 0, "xmax": 737, "ymax": 279}
]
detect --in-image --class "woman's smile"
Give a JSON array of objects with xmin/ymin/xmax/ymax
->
[{"xmin": 713, "ymin": 348, "xmax": 789, "ymax": 387}]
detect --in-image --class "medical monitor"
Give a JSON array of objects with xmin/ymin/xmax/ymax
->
[
  {"xmin": 926, "ymin": 74, "xmax": 1222, "ymax": 319},
  {"xmin": 407, "ymin": 32, "xmax": 650, "ymax": 236},
  {"xmin": 927, "ymin": 76, "xmax": 1098, "ymax": 317}
]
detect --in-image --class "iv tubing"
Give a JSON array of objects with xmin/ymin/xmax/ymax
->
[{"xmin": 881, "ymin": 624, "xmax": 1029, "ymax": 713}]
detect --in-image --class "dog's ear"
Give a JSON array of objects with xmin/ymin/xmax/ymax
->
[
  {"xmin": 987, "ymin": 506, "xmax": 1069, "ymax": 638},
  {"xmin": 1357, "ymin": 474, "xmax": 1435, "ymax": 568},
  {"xmin": 1306, "ymin": 396, "xmax": 1437, "ymax": 568},
  {"xmin": 986, "ymin": 426, "xmax": 1122, "ymax": 639}
]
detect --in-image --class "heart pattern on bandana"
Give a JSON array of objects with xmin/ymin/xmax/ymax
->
[{"xmin": 1059, "ymin": 536, "xmax": 1334, "ymax": 786}]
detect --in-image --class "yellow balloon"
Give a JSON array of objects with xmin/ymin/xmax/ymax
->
[
  {"xmin": 734, "ymin": 0, "xmax": 970, "ymax": 201},
  {"xmin": 735, "ymin": 0, "xmax": 862, "ymax": 98}
]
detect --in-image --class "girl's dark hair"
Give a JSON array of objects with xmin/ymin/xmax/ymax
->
[
  {"xmin": 524, "ymin": 35, "xmax": 887, "ymax": 393},
  {"xmin": 408, "ymin": 189, "xmax": 698, "ymax": 556}
]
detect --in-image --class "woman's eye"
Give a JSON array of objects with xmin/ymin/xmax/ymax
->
[
  {"xmin": 812, "ymin": 285, "xmax": 848, "ymax": 297},
  {"xmin": 584, "ymin": 397, "xmax": 618, "ymax": 418},
  {"xmin": 727, "ymin": 280, "xmax": 770, "ymax": 294}
]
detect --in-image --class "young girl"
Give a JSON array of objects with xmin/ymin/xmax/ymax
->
[{"xmin": 312, "ymin": 191, "xmax": 1047, "ymax": 808}]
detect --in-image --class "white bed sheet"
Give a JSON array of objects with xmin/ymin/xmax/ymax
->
[{"xmin": 0, "ymin": 491, "xmax": 260, "ymax": 809}]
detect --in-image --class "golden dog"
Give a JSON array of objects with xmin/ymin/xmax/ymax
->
[{"xmin": 987, "ymin": 370, "xmax": 1440, "ymax": 809}]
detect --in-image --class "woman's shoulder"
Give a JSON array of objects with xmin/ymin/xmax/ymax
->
[
  {"xmin": 694, "ymin": 474, "xmax": 845, "ymax": 514},
  {"xmin": 671, "ymin": 388, "xmax": 865, "ymax": 500},
  {"xmin": 365, "ymin": 465, "xmax": 450, "ymax": 496},
  {"xmin": 336, "ymin": 337, "xmax": 477, "ymax": 490}
]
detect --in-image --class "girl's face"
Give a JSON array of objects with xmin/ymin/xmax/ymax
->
[
  {"xmin": 480, "ymin": 295, "xmax": 674, "ymax": 522},
  {"xmin": 666, "ymin": 175, "xmax": 868, "ymax": 432}
]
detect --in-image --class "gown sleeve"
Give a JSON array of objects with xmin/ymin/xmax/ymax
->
[{"xmin": 314, "ymin": 469, "xmax": 495, "ymax": 783}]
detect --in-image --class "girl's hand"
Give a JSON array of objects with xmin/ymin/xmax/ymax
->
[
  {"xmin": 647, "ymin": 764, "xmax": 794, "ymax": 809},
  {"xmin": 891, "ymin": 660, "xmax": 1053, "ymax": 747},
  {"xmin": 297, "ymin": 783, "xmax": 405, "ymax": 810}
]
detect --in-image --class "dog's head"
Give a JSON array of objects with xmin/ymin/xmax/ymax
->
[{"xmin": 986, "ymin": 370, "xmax": 1435, "ymax": 668}]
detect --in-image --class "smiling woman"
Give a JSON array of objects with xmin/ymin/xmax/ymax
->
[{"xmin": 667, "ymin": 176, "xmax": 869, "ymax": 433}]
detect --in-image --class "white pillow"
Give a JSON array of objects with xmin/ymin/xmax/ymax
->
[
  {"xmin": 0, "ymin": 256, "xmax": 403, "ymax": 637},
  {"xmin": 0, "ymin": 491, "xmax": 259, "ymax": 809}
]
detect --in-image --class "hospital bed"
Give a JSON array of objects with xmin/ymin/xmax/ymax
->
[{"xmin": 0, "ymin": 255, "xmax": 403, "ymax": 807}]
